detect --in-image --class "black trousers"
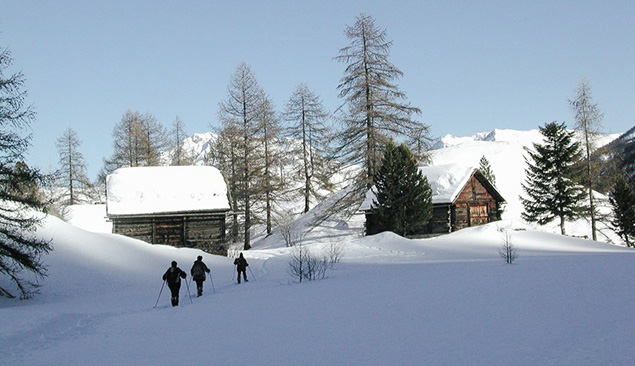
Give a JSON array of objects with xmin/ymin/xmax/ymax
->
[
  {"xmin": 237, "ymin": 270, "xmax": 247, "ymax": 283},
  {"xmin": 168, "ymin": 282, "xmax": 181, "ymax": 306},
  {"xmin": 195, "ymin": 279, "xmax": 204, "ymax": 295}
]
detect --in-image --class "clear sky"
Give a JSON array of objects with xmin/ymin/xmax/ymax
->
[{"xmin": 1, "ymin": 0, "xmax": 633, "ymax": 180}]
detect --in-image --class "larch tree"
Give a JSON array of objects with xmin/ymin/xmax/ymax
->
[
  {"xmin": 368, "ymin": 142, "xmax": 432, "ymax": 236},
  {"xmin": 0, "ymin": 47, "xmax": 52, "ymax": 298},
  {"xmin": 569, "ymin": 80, "xmax": 603, "ymax": 241},
  {"xmin": 255, "ymin": 92, "xmax": 283, "ymax": 235},
  {"xmin": 140, "ymin": 112, "xmax": 168, "ymax": 166},
  {"xmin": 334, "ymin": 13, "xmax": 428, "ymax": 190},
  {"xmin": 210, "ymin": 119, "xmax": 242, "ymax": 243},
  {"xmin": 55, "ymin": 127, "xmax": 91, "ymax": 205},
  {"xmin": 103, "ymin": 110, "xmax": 166, "ymax": 175},
  {"xmin": 218, "ymin": 63, "xmax": 264, "ymax": 250},
  {"xmin": 103, "ymin": 110, "xmax": 145, "ymax": 172},
  {"xmin": 521, "ymin": 122, "xmax": 587, "ymax": 235},
  {"xmin": 283, "ymin": 83, "xmax": 332, "ymax": 213},
  {"xmin": 169, "ymin": 116, "xmax": 194, "ymax": 166}
]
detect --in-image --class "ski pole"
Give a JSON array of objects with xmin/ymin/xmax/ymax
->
[
  {"xmin": 248, "ymin": 266, "xmax": 256, "ymax": 281},
  {"xmin": 154, "ymin": 280, "xmax": 166, "ymax": 308},
  {"xmin": 183, "ymin": 276, "xmax": 194, "ymax": 304},
  {"xmin": 209, "ymin": 272, "xmax": 216, "ymax": 293}
]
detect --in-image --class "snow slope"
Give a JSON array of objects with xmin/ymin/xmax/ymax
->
[
  {"xmin": 1, "ymin": 128, "xmax": 632, "ymax": 366},
  {"xmin": 429, "ymin": 128, "xmax": 623, "ymax": 243},
  {"xmin": 1, "ymin": 210, "xmax": 633, "ymax": 366}
]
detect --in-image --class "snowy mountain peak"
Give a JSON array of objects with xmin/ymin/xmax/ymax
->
[{"xmin": 432, "ymin": 128, "xmax": 541, "ymax": 149}]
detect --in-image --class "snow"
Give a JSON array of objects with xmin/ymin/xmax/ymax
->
[
  {"xmin": 1, "ymin": 211, "xmax": 633, "ymax": 366},
  {"xmin": 106, "ymin": 165, "xmax": 229, "ymax": 215},
  {"xmin": 360, "ymin": 164, "xmax": 482, "ymax": 210},
  {"xmin": 1, "ymin": 128, "xmax": 633, "ymax": 365}
]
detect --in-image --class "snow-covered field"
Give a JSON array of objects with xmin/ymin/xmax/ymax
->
[
  {"xmin": 1, "ymin": 212, "xmax": 633, "ymax": 366},
  {"xmin": 1, "ymin": 129, "xmax": 633, "ymax": 365}
]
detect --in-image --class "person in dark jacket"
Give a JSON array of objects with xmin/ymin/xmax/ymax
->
[
  {"xmin": 233, "ymin": 252, "xmax": 249, "ymax": 284},
  {"xmin": 162, "ymin": 261, "xmax": 187, "ymax": 306},
  {"xmin": 190, "ymin": 255, "xmax": 210, "ymax": 297}
]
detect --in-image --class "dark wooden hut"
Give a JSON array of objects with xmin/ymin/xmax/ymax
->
[
  {"xmin": 360, "ymin": 164, "xmax": 505, "ymax": 236},
  {"xmin": 106, "ymin": 166, "xmax": 230, "ymax": 254}
]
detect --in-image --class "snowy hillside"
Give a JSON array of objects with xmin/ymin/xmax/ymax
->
[
  {"xmin": 1, "ymin": 208, "xmax": 633, "ymax": 366},
  {"xmin": 2, "ymin": 128, "xmax": 633, "ymax": 366},
  {"xmin": 429, "ymin": 128, "xmax": 623, "ymax": 244}
]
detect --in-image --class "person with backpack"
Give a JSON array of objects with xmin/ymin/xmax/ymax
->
[
  {"xmin": 190, "ymin": 255, "xmax": 211, "ymax": 297},
  {"xmin": 233, "ymin": 252, "xmax": 249, "ymax": 284},
  {"xmin": 162, "ymin": 261, "xmax": 187, "ymax": 306}
]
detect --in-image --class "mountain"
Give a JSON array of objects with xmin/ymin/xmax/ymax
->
[{"xmin": 592, "ymin": 126, "xmax": 635, "ymax": 192}]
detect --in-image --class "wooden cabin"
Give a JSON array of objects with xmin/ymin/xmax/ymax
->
[
  {"xmin": 360, "ymin": 164, "xmax": 505, "ymax": 236},
  {"xmin": 106, "ymin": 166, "xmax": 231, "ymax": 254}
]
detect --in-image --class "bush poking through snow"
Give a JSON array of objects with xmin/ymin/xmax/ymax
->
[
  {"xmin": 288, "ymin": 243, "xmax": 328, "ymax": 282},
  {"xmin": 326, "ymin": 240, "xmax": 345, "ymax": 267},
  {"xmin": 499, "ymin": 230, "xmax": 518, "ymax": 264}
]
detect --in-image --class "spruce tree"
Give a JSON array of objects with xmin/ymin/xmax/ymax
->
[
  {"xmin": 479, "ymin": 155, "xmax": 496, "ymax": 187},
  {"xmin": 608, "ymin": 175, "xmax": 635, "ymax": 247},
  {"xmin": 0, "ymin": 47, "xmax": 52, "ymax": 298},
  {"xmin": 369, "ymin": 142, "xmax": 432, "ymax": 236},
  {"xmin": 521, "ymin": 122, "xmax": 587, "ymax": 235}
]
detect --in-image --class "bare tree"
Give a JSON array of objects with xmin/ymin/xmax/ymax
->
[
  {"xmin": 210, "ymin": 119, "xmax": 242, "ymax": 243},
  {"xmin": 140, "ymin": 112, "xmax": 168, "ymax": 166},
  {"xmin": 499, "ymin": 230, "xmax": 518, "ymax": 264},
  {"xmin": 218, "ymin": 63, "xmax": 264, "ymax": 250},
  {"xmin": 569, "ymin": 80, "xmax": 604, "ymax": 241},
  {"xmin": 283, "ymin": 83, "xmax": 333, "ymax": 213},
  {"xmin": 255, "ymin": 92, "xmax": 283, "ymax": 235},
  {"xmin": 169, "ymin": 116, "xmax": 194, "ymax": 166},
  {"xmin": 334, "ymin": 13, "xmax": 429, "ymax": 190},
  {"xmin": 55, "ymin": 127, "xmax": 92, "ymax": 205},
  {"xmin": 103, "ymin": 110, "xmax": 167, "ymax": 174}
]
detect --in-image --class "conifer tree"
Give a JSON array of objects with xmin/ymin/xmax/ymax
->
[
  {"xmin": 255, "ymin": 92, "xmax": 283, "ymax": 235},
  {"xmin": 218, "ymin": 63, "xmax": 264, "ymax": 250},
  {"xmin": 169, "ymin": 116, "xmax": 194, "ymax": 166},
  {"xmin": 103, "ymin": 110, "xmax": 166, "ymax": 174},
  {"xmin": 369, "ymin": 142, "xmax": 432, "ymax": 236},
  {"xmin": 479, "ymin": 155, "xmax": 496, "ymax": 187},
  {"xmin": 608, "ymin": 175, "xmax": 635, "ymax": 247},
  {"xmin": 521, "ymin": 122, "xmax": 587, "ymax": 235},
  {"xmin": 283, "ymin": 83, "xmax": 332, "ymax": 213},
  {"xmin": 334, "ymin": 13, "xmax": 428, "ymax": 190},
  {"xmin": 55, "ymin": 127, "xmax": 91, "ymax": 205},
  {"xmin": 0, "ymin": 47, "xmax": 52, "ymax": 298},
  {"xmin": 569, "ymin": 80, "xmax": 603, "ymax": 240}
]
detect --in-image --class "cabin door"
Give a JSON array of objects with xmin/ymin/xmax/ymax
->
[{"xmin": 469, "ymin": 204, "xmax": 489, "ymax": 226}]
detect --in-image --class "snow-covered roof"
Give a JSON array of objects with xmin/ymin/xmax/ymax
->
[
  {"xmin": 106, "ymin": 166, "xmax": 230, "ymax": 216},
  {"xmin": 359, "ymin": 164, "xmax": 492, "ymax": 211}
]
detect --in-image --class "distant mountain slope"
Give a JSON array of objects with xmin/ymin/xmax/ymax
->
[{"xmin": 592, "ymin": 126, "xmax": 635, "ymax": 191}]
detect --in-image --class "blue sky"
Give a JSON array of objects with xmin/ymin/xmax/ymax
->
[{"xmin": 2, "ymin": 1, "xmax": 633, "ymax": 180}]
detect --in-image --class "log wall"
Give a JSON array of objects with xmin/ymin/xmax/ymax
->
[{"xmin": 112, "ymin": 213, "xmax": 227, "ymax": 255}]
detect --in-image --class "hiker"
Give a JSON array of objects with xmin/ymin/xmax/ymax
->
[
  {"xmin": 233, "ymin": 252, "xmax": 249, "ymax": 284},
  {"xmin": 162, "ymin": 261, "xmax": 187, "ymax": 306},
  {"xmin": 190, "ymin": 255, "xmax": 211, "ymax": 297}
]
